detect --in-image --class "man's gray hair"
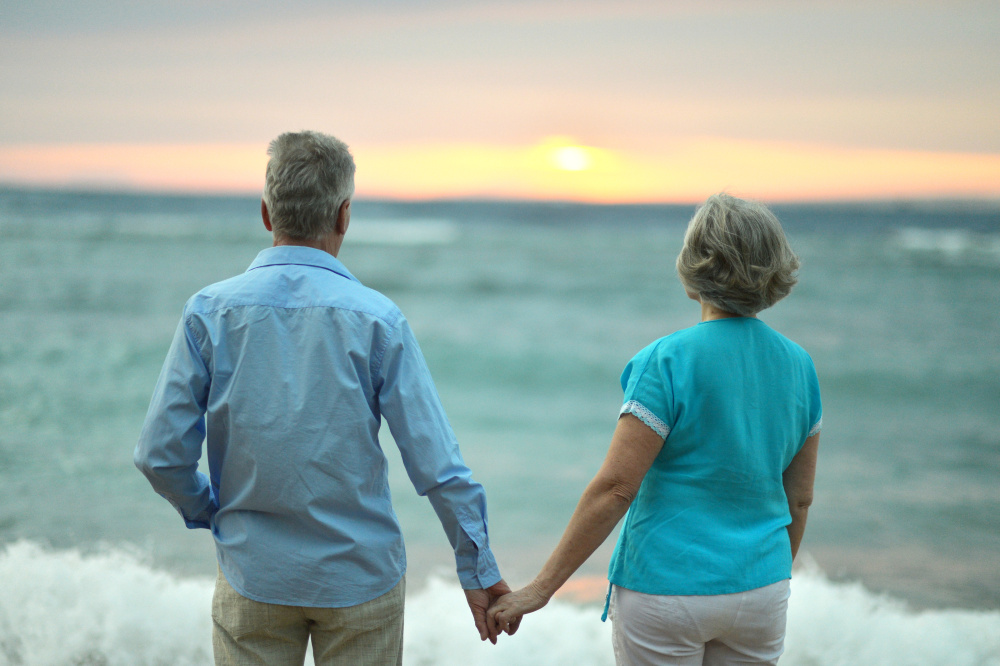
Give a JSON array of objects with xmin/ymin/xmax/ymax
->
[
  {"xmin": 262, "ymin": 131, "xmax": 356, "ymax": 241},
  {"xmin": 676, "ymin": 193, "xmax": 800, "ymax": 316}
]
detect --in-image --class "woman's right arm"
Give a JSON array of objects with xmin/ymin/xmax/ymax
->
[
  {"xmin": 485, "ymin": 413, "xmax": 664, "ymax": 636},
  {"xmin": 783, "ymin": 433, "xmax": 819, "ymax": 560}
]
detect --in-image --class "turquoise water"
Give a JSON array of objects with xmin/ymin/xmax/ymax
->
[{"xmin": 1, "ymin": 188, "xmax": 999, "ymax": 664}]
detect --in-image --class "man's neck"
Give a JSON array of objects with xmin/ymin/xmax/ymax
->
[{"xmin": 273, "ymin": 233, "xmax": 343, "ymax": 258}]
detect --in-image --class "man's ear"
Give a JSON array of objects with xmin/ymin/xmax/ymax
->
[
  {"xmin": 336, "ymin": 199, "xmax": 351, "ymax": 236},
  {"xmin": 261, "ymin": 199, "xmax": 273, "ymax": 232}
]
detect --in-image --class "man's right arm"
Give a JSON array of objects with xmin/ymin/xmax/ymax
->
[
  {"xmin": 134, "ymin": 314, "xmax": 217, "ymax": 529},
  {"xmin": 375, "ymin": 315, "xmax": 508, "ymax": 638}
]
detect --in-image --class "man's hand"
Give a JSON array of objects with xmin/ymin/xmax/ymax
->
[
  {"xmin": 486, "ymin": 582, "xmax": 547, "ymax": 638},
  {"xmin": 464, "ymin": 578, "xmax": 517, "ymax": 644}
]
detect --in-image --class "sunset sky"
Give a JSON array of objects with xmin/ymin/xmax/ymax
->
[{"xmin": 2, "ymin": 0, "xmax": 998, "ymax": 202}]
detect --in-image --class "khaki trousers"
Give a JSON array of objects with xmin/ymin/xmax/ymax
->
[{"xmin": 212, "ymin": 569, "xmax": 405, "ymax": 666}]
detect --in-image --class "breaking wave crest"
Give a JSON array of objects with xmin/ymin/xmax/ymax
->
[{"xmin": 1, "ymin": 542, "xmax": 997, "ymax": 666}]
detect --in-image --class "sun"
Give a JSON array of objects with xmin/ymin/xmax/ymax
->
[
  {"xmin": 539, "ymin": 137, "xmax": 597, "ymax": 172},
  {"xmin": 552, "ymin": 145, "xmax": 593, "ymax": 171}
]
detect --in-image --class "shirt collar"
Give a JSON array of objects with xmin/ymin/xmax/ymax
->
[{"xmin": 246, "ymin": 245, "xmax": 360, "ymax": 283}]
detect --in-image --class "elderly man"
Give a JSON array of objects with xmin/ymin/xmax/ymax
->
[{"xmin": 135, "ymin": 131, "xmax": 511, "ymax": 665}]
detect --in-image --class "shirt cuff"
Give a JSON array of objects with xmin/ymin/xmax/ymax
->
[
  {"xmin": 620, "ymin": 400, "xmax": 670, "ymax": 439},
  {"xmin": 457, "ymin": 545, "xmax": 502, "ymax": 590},
  {"xmin": 163, "ymin": 484, "xmax": 217, "ymax": 530}
]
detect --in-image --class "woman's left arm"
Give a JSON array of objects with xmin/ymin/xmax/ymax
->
[
  {"xmin": 486, "ymin": 413, "xmax": 664, "ymax": 636},
  {"xmin": 783, "ymin": 432, "xmax": 819, "ymax": 561}
]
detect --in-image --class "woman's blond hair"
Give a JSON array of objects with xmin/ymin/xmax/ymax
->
[{"xmin": 676, "ymin": 194, "xmax": 800, "ymax": 316}]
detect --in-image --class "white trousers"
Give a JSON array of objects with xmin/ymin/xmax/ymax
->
[{"xmin": 609, "ymin": 579, "xmax": 790, "ymax": 666}]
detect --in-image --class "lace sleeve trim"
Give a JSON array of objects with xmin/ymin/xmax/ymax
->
[
  {"xmin": 620, "ymin": 400, "xmax": 670, "ymax": 439},
  {"xmin": 808, "ymin": 417, "xmax": 823, "ymax": 437}
]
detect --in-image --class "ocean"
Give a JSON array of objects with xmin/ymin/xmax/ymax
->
[{"xmin": 0, "ymin": 187, "xmax": 998, "ymax": 665}]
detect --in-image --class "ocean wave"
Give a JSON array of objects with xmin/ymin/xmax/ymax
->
[
  {"xmin": 0, "ymin": 542, "xmax": 997, "ymax": 665},
  {"xmin": 785, "ymin": 558, "xmax": 1000, "ymax": 666},
  {"xmin": 345, "ymin": 219, "xmax": 459, "ymax": 246},
  {"xmin": 893, "ymin": 227, "xmax": 1000, "ymax": 266},
  {"xmin": 0, "ymin": 542, "xmax": 213, "ymax": 666},
  {"xmin": 0, "ymin": 212, "xmax": 261, "ymax": 243}
]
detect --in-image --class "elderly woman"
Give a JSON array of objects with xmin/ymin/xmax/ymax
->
[{"xmin": 488, "ymin": 194, "xmax": 821, "ymax": 665}]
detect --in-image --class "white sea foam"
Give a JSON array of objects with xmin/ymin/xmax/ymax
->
[
  {"xmin": 0, "ymin": 541, "xmax": 213, "ymax": 666},
  {"xmin": 346, "ymin": 219, "xmax": 459, "ymax": 246},
  {"xmin": 784, "ymin": 559, "xmax": 1000, "ymax": 666},
  {"xmin": 1, "ymin": 542, "xmax": 998, "ymax": 665},
  {"xmin": 894, "ymin": 227, "xmax": 1000, "ymax": 265}
]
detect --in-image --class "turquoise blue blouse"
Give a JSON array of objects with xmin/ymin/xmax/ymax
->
[{"xmin": 607, "ymin": 317, "xmax": 822, "ymax": 601}]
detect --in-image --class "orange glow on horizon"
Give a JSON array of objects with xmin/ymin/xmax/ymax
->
[
  {"xmin": 0, "ymin": 144, "xmax": 267, "ymax": 194},
  {"xmin": 1, "ymin": 139, "xmax": 999, "ymax": 203}
]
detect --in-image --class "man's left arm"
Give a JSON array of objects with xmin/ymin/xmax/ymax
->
[
  {"xmin": 134, "ymin": 313, "xmax": 217, "ymax": 529},
  {"xmin": 376, "ymin": 316, "xmax": 510, "ymax": 641}
]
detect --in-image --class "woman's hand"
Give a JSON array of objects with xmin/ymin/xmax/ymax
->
[
  {"xmin": 487, "ymin": 582, "xmax": 550, "ymax": 636},
  {"xmin": 464, "ymin": 579, "xmax": 513, "ymax": 644}
]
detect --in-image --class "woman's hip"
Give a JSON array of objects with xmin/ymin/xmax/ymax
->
[{"xmin": 609, "ymin": 579, "xmax": 790, "ymax": 665}]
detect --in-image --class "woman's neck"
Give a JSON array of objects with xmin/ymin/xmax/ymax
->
[{"xmin": 700, "ymin": 300, "xmax": 748, "ymax": 322}]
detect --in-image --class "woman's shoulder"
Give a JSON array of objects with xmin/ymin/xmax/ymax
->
[
  {"xmin": 635, "ymin": 319, "xmax": 816, "ymax": 371},
  {"xmin": 757, "ymin": 322, "xmax": 816, "ymax": 365},
  {"xmin": 629, "ymin": 324, "xmax": 702, "ymax": 362},
  {"xmin": 621, "ymin": 326, "xmax": 705, "ymax": 386}
]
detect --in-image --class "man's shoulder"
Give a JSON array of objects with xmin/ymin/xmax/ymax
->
[
  {"xmin": 182, "ymin": 266, "xmax": 404, "ymax": 327},
  {"xmin": 182, "ymin": 271, "xmax": 256, "ymax": 315},
  {"xmin": 337, "ymin": 280, "xmax": 404, "ymax": 326}
]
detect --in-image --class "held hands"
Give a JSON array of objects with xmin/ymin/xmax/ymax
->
[
  {"xmin": 467, "ymin": 578, "xmax": 552, "ymax": 644},
  {"xmin": 486, "ymin": 581, "xmax": 550, "ymax": 639},
  {"xmin": 464, "ymin": 579, "xmax": 515, "ymax": 644}
]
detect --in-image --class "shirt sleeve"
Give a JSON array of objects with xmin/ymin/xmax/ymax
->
[
  {"xmin": 134, "ymin": 311, "xmax": 217, "ymax": 529},
  {"xmin": 619, "ymin": 341, "xmax": 672, "ymax": 440},
  {"xmin": 375, "ymin": 316, "xmax": 502, "ymax": 590},
  {"xmin": 806, "ymin": 355, "xmax": 823, "ymax": 438}
]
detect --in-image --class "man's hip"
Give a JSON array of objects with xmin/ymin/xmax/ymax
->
[{"xmin": 212, "ymin": 568, "xmax": 405, "ymax": 666}]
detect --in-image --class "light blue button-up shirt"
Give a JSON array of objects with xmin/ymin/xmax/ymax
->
[{"xmin": 135, "ymin": 245, "xmax": 501, "ymax": 607}]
